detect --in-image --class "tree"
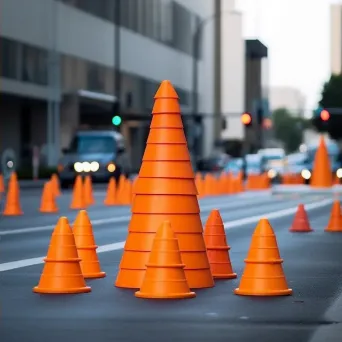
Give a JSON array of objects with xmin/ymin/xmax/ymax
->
[
  {"xmin": 272, "ymin": 108, "xmax": 308, "ymax": 153},
  {"xmin": 312, "ymin": 73, "xmax": 342, "ymax": 140}
]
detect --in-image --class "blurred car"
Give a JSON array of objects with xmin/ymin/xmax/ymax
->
[
  {"xmin": 245, "ymin": 153, "xmax": 266, "ymax": 176},
  {"xmin": 197, "ymin": 153, "xmax": 230, "ymax": 173},
  {"xmin": 224, "ymin": 157, "xmax": 243, "ymax": 175},
  {"xmin": 57, "ymin": 130, "xmax": 131, "ymax": 188},
  {"xmin": 285, "ymin": 152, "xmax": 308, "ymax": 175},
  {"xmin": 300, "ymin": 141, "xmax": 342, "ymax": 184},
  {"xmin": 258, "ymin": 148, "xmax": 286, "ymax": 182}
]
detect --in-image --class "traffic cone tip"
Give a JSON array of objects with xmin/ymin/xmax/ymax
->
[{"xmin": 154, "ymin": 80, "xmax": 179, "ymax": 99}]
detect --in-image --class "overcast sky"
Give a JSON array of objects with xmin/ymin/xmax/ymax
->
[{"xmin": 236, "ymin": 0, "xmax": 336, "ymax": 111}]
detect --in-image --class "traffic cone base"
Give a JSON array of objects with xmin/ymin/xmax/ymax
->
[
  {"xmin": 234, "ymin": 264, "xmax": 292, "ymax": 296},
  {"xmin": 207, "ymin": 249, "xmax": 237, "ymax": 279},
  {"xmin": 135, "ymin": 221, "xmax": 196, "ymax": 299}
]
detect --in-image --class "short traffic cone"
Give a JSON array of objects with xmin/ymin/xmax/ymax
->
[
  {"xmin": 104, "ymin": 177, "xmax": 117, "ymax": 205},
  {"xmin": 115, "ymin": 80, "xmax": 214, "ymax": 289},
  {"xmin": 50, "ymin": 173, "xmax": 61, "ymax": 197},
  {"xmin": 325, "ymin": 200, "xmax": 342, "ymax": 232},
  {"xmin": 33, "ymin": 217, "xmax": 91, "ymax": 294},
  {"xmin": 39, "ymin": 181, "xmax": 58, "ymax": 213},
  {"xmin": 234, "ymin": 218, "xmax": 292, "ymax": 296},
  {"xmin": 135, "ymin": 221, "xmax": 196, "ymax": 299},
  {"xmin": 3, "ymin": 172, "xmax": 23, "ymax": 216},
  {"xmin": 73, "ymin": 210, "xmax": 106, "ymax": 278},
  {"xmin": 204, "ymin": 209, "xmax": 237, "ymax": 279},
  {"xmin": 310, "ymin": 136, "xmax": 333, "ymax": 188},
  {"xmin": 84, "ymin": 175, "xmax": 95, "ymax": 206},
  {"xmin": 289, "ymin": 204, "xmax": 313, "ymax": 232},
  {"xmin": 0, "ymin": 174, "xmax": 4, "ymax": 192},
  {"xmin": 70, "ymin": 175, "xmax": 86, "ymax": 209}
]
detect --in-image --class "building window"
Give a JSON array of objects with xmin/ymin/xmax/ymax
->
[
  {"xmin": 160, "ymin": 0, "xmax": 173, "ymax": 44},
  {"xmin": 0, "ymin": 37, "xmax": 20, "ymax": 79},
  {"xmin": 87, "ymin": 62, "xmax": 105, "ymax": 92},
  {"xmin": 21, "ymin": 44, "xmax": 48, "ymax": 85}
]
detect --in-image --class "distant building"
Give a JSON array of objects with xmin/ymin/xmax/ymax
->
[
  {"xmin": 269, "ymin": 86, "xmax": 306, "ymax": 118},
  {"xmin": 330, "ymin": 3, "xmax": 342, "ymax": 75}
]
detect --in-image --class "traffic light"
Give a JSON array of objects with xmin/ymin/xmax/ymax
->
[
  {"xmin": 320, "ymin": 109, "xmax": 330, "ymax": 121},
  {"xmin": 241, "ymin": 112, "xmax": 252, "ymax": 127},
  {"xmin": 112, "ymin": 115, "xmax": 122, "ymax": 126}
]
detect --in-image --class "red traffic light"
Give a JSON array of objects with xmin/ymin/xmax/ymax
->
[
  {"xmin": 241, "ymin": 112, "xmax": 252, "ymax": 125},
  {"xmin": 320, "ymin": 109, "xmax": 330, "ymax": 121}
]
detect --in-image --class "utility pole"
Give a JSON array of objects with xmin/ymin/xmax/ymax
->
[
  {"xmin": 114, "ymin": 0, "xmax": 121, "ymax": 115},
  {"xmin": 213, "ymin": 0, "xmax": 222, "ymax": 145}
]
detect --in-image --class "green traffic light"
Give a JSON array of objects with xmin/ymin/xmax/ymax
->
[{"xmin": 112, "ymin": 115, "xmax": 122, "ymax": 126}]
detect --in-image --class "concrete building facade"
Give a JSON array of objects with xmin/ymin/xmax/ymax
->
[
  {"xmin": 330, "ymin": 3, "xmax": 342, "ymax": 75},
  {"xmin": 0, "ymin": 0, "xmax": 216, "ymax": 171}
]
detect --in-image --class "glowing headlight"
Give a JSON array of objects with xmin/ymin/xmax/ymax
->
[
  {"xmin": 7, "ymin": 160, "xmax": 14, "ymax": 168},
  {"xmin": 267, "ymin": 169, "xmax": 277, "ymax": 178},
  {"xmin": 74, "ymin": 162, "xmax": 83, "ymax": 172},
  {"xmin": 90, "ymin": 161, "xmax": 100, "ymax": 172},
  {"xmin": 301, "ymin": 169, "xmax": 311, "ymax": 180},
  {"xmin": 336, "ymin": 168, "xmax": 342, "ymax": 178},
  {"xmin": 83, "ymin": 162, "xmax": 91, "ymax": 172},
  {"xmin": 107, "ymin": 163, "xmax": 116, "ymax": 172}
]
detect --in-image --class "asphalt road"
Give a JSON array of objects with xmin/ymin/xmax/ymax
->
[{"xmin": 1, "ymin": 188, "xmax": 342, "ymax": 342}]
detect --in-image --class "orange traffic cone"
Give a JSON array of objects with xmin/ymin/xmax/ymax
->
[
  {"xmin": 234, "ymin": 218, "xmax": 292, "ymax": 296},
  {"xmin": 289, "ymin": 204, "xmax": 313, "ymax": 232},
  {"xmin": 310, "ymin": 136, "xmax": 333, "ymax": 187},
  {"xmin": 50, "ymin": 173, "xmax": 61, "ymax": 197},
  {"xmin": 115, "ymin": 80, "xmax": 214, "ymax": 289},
  {"xmin": 0, "ymin": 174, "xmax": 4, "ymax": 193},
  {"xmin": 325, "ymin": 200, "xmax": 342, "ymax": 232},
  {"xmin": 39, "ymin": 181, "xmax": 58, "ymax": 213},
  {"xmin": 70, "ymin": 175, "xmax": 86, "ymax": 209},
  {"xmin": 135, "ymin": 221, "xmax": 196, "ymax": 299},
  {"xmin": 204, "ymin": 209, "xmax": 237, "ymax": 279},
  {"xmin": 84, "ymin": 175, "xmax": 95, "ymax": 206},
  {"xmin": 3, "ymin": 172, "xmax": 23, "ymax": 216},
  {"xmin": 104, "ymin": 177, "xmax": 117, "ymax": 205},
  {"xmin": 73, "ymin": 210, "xmax": 106, "ymax": 278},
  {"xmin": 33, "ymin": 217, "xmax": 91, "ymax": 294}
]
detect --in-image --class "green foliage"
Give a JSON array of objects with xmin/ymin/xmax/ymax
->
[
  {"xmin": 272, "ymin": 108, "xmax": 308, "ymax": 153},
  {"xmin": 319, "ymin": 73, "xmax": 342, "ymax": 108}
]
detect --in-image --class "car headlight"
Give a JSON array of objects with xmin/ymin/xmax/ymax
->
[
  {"xmin": 107, "ymin": 163, "xmax": 116, "ymax": 172},
  {"xmin": 267, "ymin": 169, "xmax": 277, "ymax": 178},
  {"xmin": 336, "ymin": 168, "xmax": 342, "ymax": 178},
  {"xmin": 74, "ymin": 162, "xmax": 83, "ymax": 172},
  {"xmin": 301, "ymin": 169, "xmax": 311, "ymax": 180},
  {"xmin": 90, "ymin": 161, "xmax": 99, "ymax": 172}
]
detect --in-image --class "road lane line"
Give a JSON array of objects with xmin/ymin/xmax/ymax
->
[
  {"xmin": 0, "ymin": 198, "xmax": 332, "ymax": 272},
  {"xmin": 0, "ymin": 194, "xmax": 276, "ymax": 236}
]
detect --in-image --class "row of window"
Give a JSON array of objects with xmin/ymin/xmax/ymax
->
[
  {"xmin": 58, "ymin": 0, "xmax": 202, "ymax": 58},
  {"xmin": 0, "ymin": 37, "xmax": 191, "ymax": 109}
]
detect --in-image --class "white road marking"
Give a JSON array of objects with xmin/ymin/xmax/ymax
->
[
  {"xmin": 0, "ymin": 198, "xmax": 332, "ymax": 273},
  {"xmin": 0, "ymin": 194, "xmax": 275, "ymax": 236}
]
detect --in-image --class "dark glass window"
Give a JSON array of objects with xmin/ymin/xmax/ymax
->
[{"xmin": 0, "ymin": 37, "xmax": 20, "ymax": 79}]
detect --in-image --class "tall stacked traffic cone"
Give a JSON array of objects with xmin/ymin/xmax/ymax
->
[
  {"xmin": 289, "ymin": 204, "xmax": 313, "ymax": 232},
  {"xmin": 50, "ymin": 173, "xmax": 61, "ymax": 197},
  {"xmin": 234, "ymin": 218, "xmax": 292, "ymax": 296},
  {"xmin": 325, "ymin": 200, "xmax": 342, "ymax": 232},
  {"xmin": 33, "ymin": 217, "xmax": 91, "ymax": 294},
  {"xmin": 135, "ymin": 221, "xmax": 196, "ymax": 299},
  {"xmin": 70, "ymin": 175, "xmax": 86, "ymax": 209},
  {"xmin": 115, "ymin": 80, "xmax": 214, "ymax": 289},
  {"xmin": 84, "ymin": 175, "xmax": 95, "ymax": 206},
  {"xmin": 104, "ymin": 177, "xmax": 117, "ymax": 205},
  {"xmin": 39, "ymin": 181, "xmax": 58, "ymax": 213},
  {"xmin": 204, "ymin": 209, "xmax": 237, "ymax": 279},
  {"xmin": 0, "ymin": 173, "xmax": 4, "ymax": 193},
  {"xmin": 310, "ymin": 136, "xmax": 333, "ymax": 188},
  {"xmin": 3, "ymin": 172, "xmax": 23, "ymax": 216},
  {"xmin": 73, "ymin": 210, "xmax": 106, "ymax": 278}
]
